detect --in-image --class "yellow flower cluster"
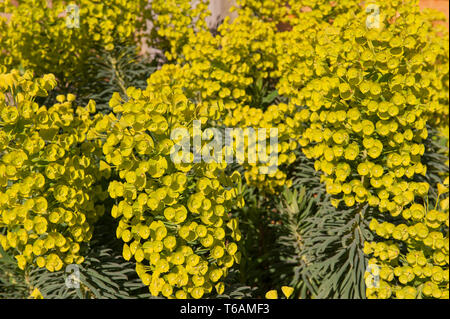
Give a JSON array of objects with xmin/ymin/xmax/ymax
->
[
  {"xmin": 145, "ymin": 1, "xmax": 449, "ymax": 199},
  {"xmin": 1, "ymin": 0, "xmax": 149, "ymax": 83},
  {"xmin": 180, "ymin": 10, "xmax": 280, "ymax": 104},
  {"xmin": 234, "ymin": 0, "xmax": 291, "ymax": 24},
  {"xmin": 197, "ymin": 8, "xmax": 305, "ymax": 193},
  {"xmin": 278, "ymin": 3, "xmax": 448, "ymax": 212},
  {"xmin": 223, "ymin": 103, "xmax": 299, "ymax": 194},
  {"xmin": 0, "ymin": 0, "xmax": 447, "ymax": 301},
  {"xmin": 148, "ymin": 0, "xmax": 210, "ymax": 63},
  {"xmin": 270, "ymin": 0, "xmax": 449, "ymax": 299},
  {"xmin": 0, "ymin": 70, "xmax": 108, "ymax": 271},
  {"xmin": 364, "ymin": 181, "xmax": 449, "ymax": 299},
  {"xmin": 98, "ymin": 64, "xmax": 244, "ymax": 299},
  {"xmin": 150, "ymin": 6, "xmax": 293, "ymax": 193}
]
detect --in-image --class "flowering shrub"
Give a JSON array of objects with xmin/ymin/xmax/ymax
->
[
  {"xmin": 273, "ymin": 1, "xmax": 449, "ymax": 299},
  {"xmin": 0, "ymin": 0, "xmax": 448, "ymax": 300},
  {"xmin": 97, "ymin": 64, "xmax": 244, "ymax": 299},
  {"xmin": 146, "ymin": 4, "xmax": 298, "ymax": 194},
  {"xmin": 365, "ymin": 181, "xmax": 449, "ymax": 299},
  {"xmin": 223, "ymin": 103, "xmax": 299, "ymax": 194},
  {"xmin": 148, "ymin": 0, "xmax": 210, "ymax": 63},
  {"xmin": 0, "ymin": 69, "xmax": 108, "ymax": 271},
  {"xmin": 0, "ymin": 0, "xmax": 149, "ymax": 85}
]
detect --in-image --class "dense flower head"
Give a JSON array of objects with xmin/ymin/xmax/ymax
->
[
  {"xmin": 365, "ymin": 183, "xmax": 449, "ymax": 299},
  {"xmin": 101, "ymin": 64, "xmax": 244, "ymax": 299},
  {"xmin": 148, "ymin": 0, "xmax": 211, "ymax": 63},
  {"xmin": 147, "ymin": 4, "xmax": 296, "ymax": 194},
  {"xmin": 0, "ymin": 69, "xmax": 108, "ymax": 271},
  {"xmin": 277, "ymin": 1, "xmax": 449, "ymax": 211},
  {"xmin": 271, "ymin": 0, "xmax": 449, "ymax": 299},
  {"xmin": 0, "ymin": 0, "xmax": 149, "ymax": 85},
  {"xmin": 223, "ymin": 103, "xmax": 300, "ymax": 193}
]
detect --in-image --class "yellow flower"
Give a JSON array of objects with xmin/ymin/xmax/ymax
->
[
  {"xmin": 437, "ymin": 183, "xmax": 449, "ymax": 195},
  {"xmin": 265, "ymin": 290, "xmax": 278, "ymax": 299},
  {"xmin": 30, "ymin": 288, "xmax": 44, "ymax": 299},
  {"xmin": 281, "ymin": 286, "xmax": 294, "ymax": 298}
]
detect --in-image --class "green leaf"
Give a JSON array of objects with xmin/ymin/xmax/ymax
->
[{"xmin": 262, "ymin": 90, "xmax": 279, "ymax": 105}]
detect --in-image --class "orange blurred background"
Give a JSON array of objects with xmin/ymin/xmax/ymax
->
[{"xmin": 420, "ymin": 0, "xmax": 449, "ymax": 27}]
